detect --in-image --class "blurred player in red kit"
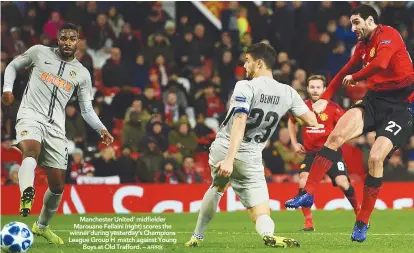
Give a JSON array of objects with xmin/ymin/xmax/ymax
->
[
  {"xmin": 288, "ymin": 75, "xmax": 360, "ymax": 231},
  {"xmin": 286, "ymin": 4, "xmax": 413, "ymax": 242}
]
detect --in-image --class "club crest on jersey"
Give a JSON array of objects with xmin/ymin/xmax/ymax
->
[
  {"xmin": 319, "ymin": 113, "xmax": 328, "ymax": 121},
  {"xmin": 69, "ymin": 70, "xmax": 77, "ymax": 79},
  {"xmin": 370, "ymin": 48, "xmax": 375, "ymax": 57},
  {"xmin": 300, "ymin": 164, "xmax": 306, "ymax": 169},
  {"xmin": 20, "ymin": 130, "xmax": 28, "ymax": 137},
  {"xmin": 235, "ymin": 96, "xmax": 246, "ymax": 103}
]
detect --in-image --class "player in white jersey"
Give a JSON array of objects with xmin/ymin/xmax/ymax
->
[
  {"xmin": 185, "ymin": 43, "xmax": 321, "ymax": 248},
  {"xmin": 1, "ymin": 23, "xmax": 113, "ymax": 244}
]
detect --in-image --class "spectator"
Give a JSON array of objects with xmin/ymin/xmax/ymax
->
[
  {"xmin": 75, "ymin": 39, "xmax": 94, "ymax": 79},
  {"xmin": 291, "ymin": 79, "xmax": 306, "ymax": 99},
  {"xmin": 215, "ymin": 50, "xmax": 236, "ymax": 86},
  {"xmin": 214, "ymin": 32, "xmax": 236, "ymax": 63},
  {"xmin": 91, "ymin": 91, "xmax": 113, "ymax": 132},
  {"xmin": 141, "ymin": 85, "xmax": 164, "ymax": 115},
  {"xmin": 271, "ymin": 1, "xmax": 294, "ymax": 54},
  {"xmin": 143, "ymin": 1, "xmax": 169, "ymax": 41},
  {"xmin": 65, "ymin": 2, "xmax": 88, "ymax": 32},
  {"xmin": 237, "ymin": 7, "xmax": 250, "ymax": 40},
  {"xmin": 182, "ymin": 156, "xmax": 203, "ymax": 183},
  {"xmin": 43, "ymin": 11, "xmax": 64, "ymax": 43},
  {"xmin": 163, "ymin": 145, "xmax": 184, "ymax": 165},
  {"xmin": 122, "ymin": 99, "xmax": 151, "ymax": 152},
  {"xmin": 131, "ymin": 55, "xmax": 149, "ymax": 90},
  {"xmin": 85, "ymin": 2, "xmax": 98, "ymax": 26},
  {"xmin": 328, "ymin": 41, "xmax": 350, "ymax": 77},
  {"xmin": 239, "ymin": 32, "xmax": 253, "ymax": 54},
  {"xmin": 262, "ymin": 140, "xmax": 285, "ymax": 174},
  {"xmin": 116, "ymin": 146, "xmax": 137, "ymax": 183},
  {"xmin": 102, "ymin": 47, "xmax": 130, "ymax": 87},
  {"xmin": 146, "ymin": 32, "xmax": 174, "ymax": 66},
  {"xmin": 4, "ymin": 164, "xmax": 19, "ymax": 185},
  {"xmin": 111, "ymin": 85, "xmax": 135, "ymax": 119},
  {"xmin": 1, "ymin": 134, "xmax": 22, "ymax": 170},
  {"xmin": 177, "ymin": 15, "xmax": 192, "ymax": 37},
  {"xmin": 21, "ymin": 20, "xmax": 39, "ymax": 47},
  {"xmin": 65, "ymin": 103, "xmax": 86, "ymax": 146},
  {"xmin": 177, "ymin": 30, "xmax": 202, "ymax": 70},
  {"xmin": 1, "ymin": 2, "xmax": 23, "ymax": 28},
  {"xmin": 162, "ymin": 82, "xmax": 188, "ymax": 109},
  {"xmin": 315, "ymin": 1, "xmax": 338, "ymax": 33},
  {"xmin": 1, "ymin": 22, "xmax": 15, "ymax": 58},
  {"xmin": 154, "ymin": 54, "xmax": 170, "ymax": 87},
  {"xmin": 86, "ymin": 13, "xmax": 116, "ymax": 68},
  {"xmin": 116, "ymin": 23, "xmax": 140, "ymax": 69},
  {"xmin": 92, "ymin": 146, "xmax": 117, "ymax": 177},
  {"xmin": 10, "ymin": 27, "xmax": 27, "ymax": 58},
  {"xmin": 168, "ymin": 121, "xmax": 198, "ymax": 157},
  {"xmin": 274, "ymin": 62, "xmax": 292, "ymax": 84},
  {"xmin": 294, "ymin": 69, "xmax": 307, "ymax": 87},
  {"xmin": 155, "ymin": 158, "xmax": 185, "ymax": 184},
  {"xmin": 194, "ymin": 23, "xmax": 211, "ymax": 59},
  {"xmin": 143, "ymin": 120, "xmax": 169, "ymax": 152},
  {"xmin": 164, "ymin": 20, "xmax": 179, "ymax": 51},
  {"xmin": 194, "ymin": 113, "xmax": 215, "ymax": 152},
  {"xmin": 138, "ymin": 137, "xmax": 164, "ymax": 182},
  {"xmin": 336, "ymin": 15, "xmax": 357, "ymax": 51},
  {"xmin": 195, "ymin": 83, "xmax": 225, "ymax": 119},
  {"xmin": 107, "ymin": 6, "xmax": 125, "ymax": 38},
  {"xmin": 221, "ymin": 1, "xmax": 239, "ymax": 40},
  {"xmin": 251, "ymin": 5, "xmax": 272, "ymax": 43},
  {"xmin": 70, "ymin": 148, "xmax": 95, "ymax": 182},
  {"xmin": 274, "ymin": 128, "xmax": 304, "ymax": 174},
  {"xmin": 164, "ymin": 91, "xmax": 186, "ymax": 126}
]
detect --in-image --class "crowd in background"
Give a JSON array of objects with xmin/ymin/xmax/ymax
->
[{"xmin": 2, "ymin": 1, "xmax": 414, "ymax": 186}]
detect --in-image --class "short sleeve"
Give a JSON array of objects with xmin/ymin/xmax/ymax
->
[
  {"xmin": 230, "ymin": 81, "xmax": 253, "ymax": 114},
  {"xmin": 289, "ymin": 87, "xmax": 309, "ymax": 117},
  {"xmin": 77, "ymin": 69, "xmax": 93, "ymax": 102}
]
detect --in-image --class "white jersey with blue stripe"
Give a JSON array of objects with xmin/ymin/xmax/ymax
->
[{"xmin": 212, "ymin": 76, "xmax": 309, "ymax": 162}]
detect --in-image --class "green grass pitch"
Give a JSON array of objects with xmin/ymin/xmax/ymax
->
[{"xmin": 1, "ymin": 210, "xmax": 413, "ymax": 252}]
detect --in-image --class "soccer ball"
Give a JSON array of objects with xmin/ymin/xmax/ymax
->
[{"xmin": 1, "ymin": 222, "xmax": 34, "ymax": 253}]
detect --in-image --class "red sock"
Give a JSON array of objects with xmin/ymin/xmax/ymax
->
[
  {"xmin": 303, "ymin": 153, "xmax": 334, "ymax": 195},
  {"xmin": 301, "ymin": 207, "xmax": 313, "ymax": 221},
  {"xmin": 357, "ymin": 184, "xmax": 380, "ymax": 224}
]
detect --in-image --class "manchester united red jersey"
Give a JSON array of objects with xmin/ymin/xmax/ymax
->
[
  {"xmin": 322, "ymin": 25, "xmax": 414, "ymax": 101},
  {"xmin": 291, "ymin": 100, "xmax": 345, "ymax": 152}
]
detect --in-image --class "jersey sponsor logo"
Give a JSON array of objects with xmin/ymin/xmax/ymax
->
[
  {"xmin": 20, "ymin": 130, "xmax": 28, "ymax": 137},
  {"xmin": 44, "ymin": 61, "xmax": 52, "ymax": 65},
  {"xmin": 370, "ymin": 47, "xmax": 375, "ymax": 57},
  {"xmin": 235, "ymin": 96, "xmax": 246, "ymax": 103},
  {"xmin": 380, "ymin": 40, "xmax": 392, "ymax": 44},
  {"xmin": 41, "ymin": 72, "xmax": 73, "ymax": 92},
  {"xmin": 306, "ymin": 124, "xmax": 325, "ymax": 133},
  {"xmin": 319, "ymin": 113, "xmax": 328, "ymax": 121}
]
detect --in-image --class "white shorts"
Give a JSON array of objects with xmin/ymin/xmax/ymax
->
[
  {"xmin": 209, "ymin": 147, "xmax": 269, "ymax": 208},
  {"xmin": 15, "ymin": 118, "xmax": 68, "ymax": 170}
]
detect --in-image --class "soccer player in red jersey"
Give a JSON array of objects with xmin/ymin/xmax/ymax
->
[
  {"xmin": 288, "ymin": 75, "xmax": 360, "ymax": 231},
  {"xmin": 285, "ymin": 4, "xmax": 413, "ymax": 242}
]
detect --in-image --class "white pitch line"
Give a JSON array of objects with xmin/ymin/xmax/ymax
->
[{"xmin": 54, "ymin": 230, "xmax": 414, "ymax": 236}]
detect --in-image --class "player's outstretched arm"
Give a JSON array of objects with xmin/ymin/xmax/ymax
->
[
  {"xmin": 2, "ymin": 46, "xmax": 39, "ymax": 105},
  {"xmin": 297, "ymin": 111, "xmax": 319, "ymax": 128},
  {"xmin": 215, "ymin": 112, "xmax": 248, "ymax": 177},
  {"xmin": 287, "ymin": 117, "xmax": 305, "ymax": 155},
  {"xmin": 79, "ymin": 100, "xmax": 113, "ymax": 145},
  {"xmin": 320, "ymin": 44, "xmax": 362, "ymax": 101}
]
